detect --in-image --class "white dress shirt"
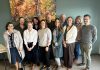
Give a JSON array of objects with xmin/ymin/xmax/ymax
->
[
  {"xmin": 24, "ymin": 29, "xmax": 37, "ymax": 46},
  {"xmin": 38, "ymin": 28, "xmax": 52, "ymax": 47}
]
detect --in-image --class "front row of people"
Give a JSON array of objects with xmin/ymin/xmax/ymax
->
[{"xmin": 3, "ymin": 14, "xmax": 97, "ymax": 70}]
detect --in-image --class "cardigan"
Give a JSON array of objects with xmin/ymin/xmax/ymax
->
[
  {"xmin": 4, "ymin": 29, "xmax": 25, "ymax": 63},
  {"xmin": 63, "ymin": 25, "xmax": 77, "ymax": 44}
]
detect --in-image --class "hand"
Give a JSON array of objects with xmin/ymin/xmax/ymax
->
[
  {"xmin": 18, "ymin": 47, "xmax": 22, "ymax": 51},
  {"xmin": 27, "ymin": 48, "xmax": 32, "ymax": 51},
  {"xmin": 63, "ymin": 40, "xmax": 67, "ymax": 48},
  {"xmin": 55, "ymin": 42, "xmax": 58, "ymax": 46},
  {"xmin": 45, "ymin": 47, "xmax": 49, "ymax": 52},
  {"xmin": 63, "ymin": 43, "xmax": 67, "ymax": 48}
]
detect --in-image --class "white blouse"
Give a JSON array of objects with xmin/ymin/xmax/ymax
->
[
  {"xmin": 24, "ymin": 29, "xmax": 37, "ymax": 46},
  {"xmin": 38, "ymin": 28, "xmax": 52, "ymax": 47}
]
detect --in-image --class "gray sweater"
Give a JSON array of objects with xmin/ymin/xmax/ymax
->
[{"xmin": 81, "ymin": 25, "xmax": 97, "ymax": 44}]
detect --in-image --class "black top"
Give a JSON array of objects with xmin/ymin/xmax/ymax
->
[
  {"xmin": 15, "ymin": 24, "xmax": 27, "ymax": 38},
  {"xmin": 8, "ymin": 33, "xmax": 16, "ymax": 48},
  {"xmin": 33, "ymin": 24, "xmax": 39, "ymax": 31},
  {"xmin": 46, "ymin": 20, "xmax": 55, "ymax": 32}
]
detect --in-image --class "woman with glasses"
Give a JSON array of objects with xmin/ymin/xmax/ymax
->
[{"xmin": 4, "ymin": 22, "xmax": 25, "ymax": 70}]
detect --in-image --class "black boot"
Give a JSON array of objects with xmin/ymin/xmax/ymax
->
[
  {"xmin": 46, "ymin": 67, "xmax": 50, "ymax": 70},
  {"xmin": 19, "ymin": 68, "xmax": 23, "ymax": 70}
]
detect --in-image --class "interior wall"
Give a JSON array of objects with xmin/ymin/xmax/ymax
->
[{"xmin": 0, "ymin": 0, "xmax": 11, "ymax": 44}]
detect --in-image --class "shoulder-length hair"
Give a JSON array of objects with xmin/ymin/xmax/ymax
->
[
  {"xmin": 66, "ymin": 16, "xmax": 74, "ymax": 26},
  {"xmin": 39, "ymin": 19, "xmax": 47, "ymax": 29},
  {"xmin": 18, "ymin": 17, "xmax": 26, "ymax": 25}
]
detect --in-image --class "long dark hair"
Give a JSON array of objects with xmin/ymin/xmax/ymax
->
[
  {"xmin": 55, "ymin": 18, "xmax": 63, "ymax": 32},
  {"xmin": 19, "ymin": 17, "xmax": 26, "ymax": 25},
  {"xmin": 32, "ymin": 17, "xmax": 40, "ymax": 24}
]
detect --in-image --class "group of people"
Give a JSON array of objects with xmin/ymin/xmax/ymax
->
[{"xmin": 3, "ymin": 13, "xmax": 97, "ymax": 70}]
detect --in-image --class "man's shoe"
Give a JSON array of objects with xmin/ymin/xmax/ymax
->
[
  {"xmin": 83, "ymin": 67, "xmax": 89, "ymax": 70},
  {"xmin": 19, "ymin": 68, "xmax": 23, "ymax": 70},
  {"xmin": 46, "ymin": 67, "xmax": 50, "ymax": 70},
  {"xmin": 40, "ymin": 66, "xmax": 46, "ymax": 70},
  {"xmin": 77, "ymin": 63, "xmax": 85, "ymax": 66}
]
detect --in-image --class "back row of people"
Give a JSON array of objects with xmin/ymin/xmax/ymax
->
[{"xmin": 3, "ymin": 14, "xmax": 97, "ymax": 70}]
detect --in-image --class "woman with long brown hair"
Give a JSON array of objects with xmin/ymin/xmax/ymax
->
[{"xmin": 52, "ymin": 18, "xmax": 63, "ymax": 69}]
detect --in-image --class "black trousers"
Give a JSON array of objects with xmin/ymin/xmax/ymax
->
[{"xmin": 40, "ymin": 47, "xmax": 50, "ymax": 67}]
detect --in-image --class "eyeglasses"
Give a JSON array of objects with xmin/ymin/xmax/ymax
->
[{"xmin": 8, "ymin": 25, "xmax": 13, "ymax": 27}]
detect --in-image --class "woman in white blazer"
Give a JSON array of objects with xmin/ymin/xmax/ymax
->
[{"xmin": 3, "ymin": 22, "xmax": 25, "ymax": 70}]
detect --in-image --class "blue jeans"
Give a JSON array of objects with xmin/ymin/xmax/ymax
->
[
  {"xmin": 74, "ymin": 42, "xmax": 80, "ymax": 60},
  {"xmin": 10, "ymin": 47, "xmax": 22, "ymax": 64}
]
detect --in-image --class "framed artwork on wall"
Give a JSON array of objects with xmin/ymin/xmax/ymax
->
[{"xmin": 9, "ymin": 0, "xmax": 56, "ymax": 21}]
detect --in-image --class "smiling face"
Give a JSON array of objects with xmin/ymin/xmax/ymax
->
[
  {"xmin": 55, "ymin": 19, "xmax": 60, "ymax": 27},
  {"xmin": 7, "ymin": 24, "xmax": 14, "ymax": 31},
  {"xmin": 19, "ymin": 17, "xmax": 25, "ymax": 25},
  {"xmin": 46, "ymin": 14, "xmax": 52, "ymax": 21},
  {"xmin": 60, "ymin": 14, "xmax": 66, "ymax": 23},
  {"xmin": 28, "ymin": 22, "xmax": 33, "ymax": 30},
  {"xmin": 75, "ymin": 17, "xmax": 81, "ymax": 24},
  {"xmin": 84, "ymin": 16, "xmax": 91, "ymax": 25},
  {"xmin": 33, "ymin": 18, "xmax": 38, "ymax": 24},
  {"xmin": 67, "ymin": 17, "xmax": 73, "ymax": 26},
  {"xmin": 40, "ymin": 20, "xmax": 46, "ymax": 29}
]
